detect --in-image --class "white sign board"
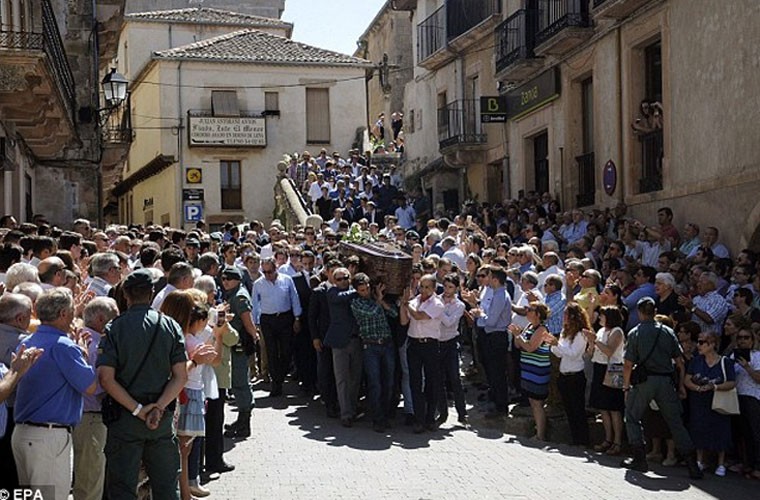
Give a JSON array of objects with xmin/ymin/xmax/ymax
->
[{"xmin": 188, "ymin": 116, "xmax": 266, "ymax": 147}]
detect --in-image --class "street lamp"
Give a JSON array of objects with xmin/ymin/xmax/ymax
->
[{"xmin": 101, "ymin": 68, "xmax": 128, "ymax": 107}]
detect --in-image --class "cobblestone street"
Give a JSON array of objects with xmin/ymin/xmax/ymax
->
[{"xmin": 202, "ymin": 380, "xmax": 758, "ymax": 499}]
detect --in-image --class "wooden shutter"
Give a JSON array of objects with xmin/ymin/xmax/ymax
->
[{"xmin": 306, "ymin": 88, "xmax": 330, "ymax": 144}]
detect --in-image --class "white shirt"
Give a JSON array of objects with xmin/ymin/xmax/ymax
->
[
  {"xmin": 151, "ymin": 283, "xmax": 177, "ymax": 310},
  {"xmin": 439, "ymin": 296, "xmax": 465, "ymax": 342},
  {"xmin": 591, "ymin": 327, "xmax": 625, "ymax": 365},
  {"xmin": 442, "ymin": 246, "xmax": 466, "ymax": 270},
  {"xmin": 551, "ymin": 333, "xmax": 587, "ymax": 373},
  {"xmin": 733, "ymin": 350, "xmax": 760, "ymax": 401},
  {"xmin": 407, "ymin": 294, "xmax": 445, "ymax": 340}
]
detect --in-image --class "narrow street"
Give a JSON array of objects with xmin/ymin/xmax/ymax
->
[{"xmin": 203, "ymin": 379, "xmax": 757, "ymax": 499}]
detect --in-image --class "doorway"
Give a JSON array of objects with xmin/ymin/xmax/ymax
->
[{"xmin": 533, "ymin": 131, "xmax": 549, "ymax": 194}]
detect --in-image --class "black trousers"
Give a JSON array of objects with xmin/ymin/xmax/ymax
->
[
  {"xmin": 260, "ymin": 312, "xmax": 294, "ymax": 385},
  {"xmin": 438, "ymin": 338, "xmax": 466, "ymax": 419},
  {"xmin": 317, "ymin": 344, "xmax": 338, "ymax": 410},
  {"xmin": 205, "ymin": 389, "xmax": 226, "ymax": 468},
  {"xmin": 0, "ymin": 406, "xmax": 18, "ymax": 488},
  {"xmin": 408, "ymin": 339, "xmax": 441, "ymax": 425},
  {"xmin": 293, "ymin": 327, "xmax": 317, "ymax": 390},
  {"xmin": 480, "ymin": 331, "xmax": 509, "ymax": 412},
  {"xmin": 558, "ymin": 371, "xmax": 589, "ymax": 446}
]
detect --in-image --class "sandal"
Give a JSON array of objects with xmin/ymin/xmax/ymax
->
[
  {"xmin": 594, "ymin": 440, "xmax": 612, "ymax": 452},
  {"xmin": 606, "ymin": 443, "xmax": 622, "ymax": 456}
]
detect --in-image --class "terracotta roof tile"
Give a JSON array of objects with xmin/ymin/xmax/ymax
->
[
  {"xmin": 126, "ymin": 7, "xmax": 292, "ymax": 30},
  {"xmin": 154, "ymin": 29, "xmax": 372, "ymax": 68}
]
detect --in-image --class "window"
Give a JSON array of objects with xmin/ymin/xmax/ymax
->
[
  {"xmin": 577, "ymin": 77, "xmax": 595, "ymax": 207},
  {"xmin": 211, "ymin": 90, "xmax": 240, "ymax": 117},
  {"xmin": 220, "ymin": 160, "xmax": 242, "ymax": 210},
  {"xmin": 640, "ymin": 40, "xmax": 663, "ymax": 193},
  {"xmin": 645, "ymin": 41, "xmax": 662, "ymax": 102},
  {"xmin": 409, "ymin": 109, "xmax": 415, "ymax": 133},
  {"xmin": 305, "ymin": 88, "xmax": 330, "ymax": 144},
  {"xmin": 264, "ymin": 91, "xmax": 280, "ymax": 116}
]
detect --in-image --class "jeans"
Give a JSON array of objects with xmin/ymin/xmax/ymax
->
[
  {"xmin": 362, "ymin": 342, "xmax": 396, "ymax": 424},
  {"xmin": 231, "ymin": 349, "xmax": 254, "ymax": 411},
  {"xmin": 399, "ymin": 339, "xmax": 414, "ymax": 415},
  {"xmin": 438, "ymin": 338, "xmax": 466, "ymax": 419},
  {"xmin": 625, "ymin": 375, "xmax": 694, "ymax": 452},
  {"xmin": 332, "ymin": 337, "xmax": 363, "ymax": 419},
  {"xmin": 408, "ymin": 339, "xmax": 441, "ymax": 425},
  {"xmin": 480, "ymin": 331, "xmax": 509, "ymax": 412},
  {"xmin": 558, "ymin": 372, "xmax": 589, "ymax": 445}
]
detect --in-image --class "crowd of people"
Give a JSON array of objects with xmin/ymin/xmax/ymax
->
[{"xmin": 0, "ymin": 185, "xmax": 759, "ymax": 498}]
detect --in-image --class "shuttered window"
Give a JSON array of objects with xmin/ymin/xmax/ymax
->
[
  {"xmin": 211, "ymin": 90, "xmax": 240, "ymax": 117},
  {"xmin": 265, "ymin": 91, "xmax": 279, "ymax": 115},
  {"xmin": 305, "ymin": 88, "xmax": 330, "ymax": 144},
  {"xmin": 220, "ymin": 160, "xmax": 242, "ymax": 210}
]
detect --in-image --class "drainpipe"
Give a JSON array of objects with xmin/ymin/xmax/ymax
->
[
  {"xmin": 177, "ymin": 60, "xmax": 184, "ymax": 229},
  {"xmin": 616, "ymin": 27, "xmax": 624, "ymax": 202}
]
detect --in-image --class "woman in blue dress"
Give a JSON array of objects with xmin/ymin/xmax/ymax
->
[{"xmin": 684, "ymin": 330, "xmax": 736, "ymax": 477}]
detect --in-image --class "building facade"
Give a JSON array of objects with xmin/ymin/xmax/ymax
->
[
  {"xmin": 394, "ymin": 0, "xmax": 508, "ymax": 216},
  {"xmin": 113, "ymin": 11, "xmax": 370, "ymax": 229},
  {"xmin": 0, "ymin": 0, "xmax": 125, "ymax": 226}
]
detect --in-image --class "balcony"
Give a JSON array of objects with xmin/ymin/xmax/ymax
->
[
  {"xmin": 391, "ymin": 0, "xmax": 417, "ymax": 10},
  {"xmin": 575, "ymin": 152, "xmax": 595, "ymax": 207},
  {"xmin": 495, "ymin": 9, "xmax": 543, "ymax": 83},
  {"xmin": 447, "ymin": 0, "xmax": 502, "ymax": 52},
  {"xmin": 438, "ymin": 99, "xmax": 487, "ymax": 158},
  {"xmin": 417, "ymin": 0, "xmax": 503, "ymax": 70},
  {"xmin": 639, "ymin": 130, "xmax": 663, "ymax": 193},
  {"xmin": 592, "ymin": 0, "xmax": 653, "ymax": 19},
  {"xmin": 534, "ymin": 0, "xmax": 593, "ymax": 56},
  {"xmin": 0, "ymin": 0, "xmax": 77, "ymax": 159}
]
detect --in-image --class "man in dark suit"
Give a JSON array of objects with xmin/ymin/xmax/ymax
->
[
  {"xmin": 308, "ymin": 261, "xmax": 340, "ymax": 418},
  {"xmin": 291, "ymin": 254, "xmax": 316, "ymax": 394},
  {"xmin": 362, "ymin": 201, "xmax": 384, "ymax": 228},
  {"xmin": 323, "ymin": 267, "xmax": 362, "ymax": 427}
]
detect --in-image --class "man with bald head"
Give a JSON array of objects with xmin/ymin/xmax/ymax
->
[
  {"xmin": 37, "ymin": 257, "xmax": 67, "ymax": 289},
  {"xmin": 0, "ymin": 293, "xmax": 33, "ymax": 487}
]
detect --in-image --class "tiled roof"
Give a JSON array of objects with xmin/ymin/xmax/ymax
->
[
  {"xmin": 154, "ymin": 29, "xmax": 373, "ymax": 68},
  {"xmin": 126, "ymin": 7, "xmax": 292, "ymax": 30}
]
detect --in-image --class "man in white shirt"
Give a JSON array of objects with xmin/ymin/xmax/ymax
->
[
  {"xmin": 441, "ymin": 237, "xmax": 466, "ymax": 271},
  {"xmin": 400, "ymin": 274, "xmax": 444, "ymax": 433}
]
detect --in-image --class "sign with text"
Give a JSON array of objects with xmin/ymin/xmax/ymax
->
[
  {"xmin": 505, "ymin": 67, "xmax": 561, "ymax": 120},
  {"xmin": 183, "ymin": 189, "xmax": 204, "ymax": 201},
  {"xmin": 480, "ymin": 96, "xmax": 508, "ymax": 123},
  {"xmin": 188, "ymin": 115, "xmax": 266, "ymax": 147}
]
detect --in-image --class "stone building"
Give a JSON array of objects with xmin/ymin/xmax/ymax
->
[
  {"xmin": 112, "ymin": 8, "xmax": 371, "ymax": 229},
  {"xmin": 392, "ymin": 0, "xmax": 508, "ymax": 215},
  {"xmin": 126, "ymin": 0, "xmax": 286, "ymax": 19},
  {"xmin": 494, "ymin": 0, "xmax": 760, "ymax": 253},
  {"xmin": 355, "ymin": 1, "xmax": 414, "ymax": 146},
  {"xmin": 0, "ymin": 0, "xmax": 126, "ymax": 226}
]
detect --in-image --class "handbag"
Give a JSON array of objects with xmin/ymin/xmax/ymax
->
[
  {"xmin": 711, "ymin": 356, "xmax": 740, "ymax": 416},
  {"xmin": 630, "ymin": 324, "xmax": 662, "ymax": 386},
  {"xmin": 102, "ymin": 321, "xmax": 160, "ymax": 425},
  {"xmin": 603, "ymin": 362, "xmax": 625, "ymax": 389}
]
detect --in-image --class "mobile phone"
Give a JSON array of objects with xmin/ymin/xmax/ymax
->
[
  {"xmin": 734, "ymin": 348, "xmax": 751, "ymax": 363},
  {"xmin": 208, "ymin": 309, "xmax": 218, "ymax": 326}
]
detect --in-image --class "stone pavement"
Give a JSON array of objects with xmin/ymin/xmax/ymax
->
[{"xmin": 203, "ymin": 381, "xmax": 758, "ymax": 500}]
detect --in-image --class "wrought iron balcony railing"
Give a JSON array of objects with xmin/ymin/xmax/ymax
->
[
  {"xmin": 418, "ymin": 4, "xmax": 446, "ymax": 62},
  {"xmin": 438, "ymin": 99, "xmax": 487, "ymax": 150},
  {"xmin": 535, "ymin": 0, "xmax": 591, "ymax": 47},
  {"xmin": 447, "ymin": 0, "xmax": 502, "ymax": 40},
  {"xmin": 639, "ymin": 129, "xmax": 663, "ymax": 193},
  {"xmin": 495, "ymin": 8, "xmax": 537, "ymax": 73}
]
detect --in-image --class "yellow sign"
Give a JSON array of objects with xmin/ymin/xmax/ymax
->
[{"xmin": 186, "ymin": 168, "xmax": 202, "ymax": 184}]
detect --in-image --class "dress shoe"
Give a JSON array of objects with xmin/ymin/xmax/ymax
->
[
  {"xmin": 621, "ymin": 446, "xmax": 648, "ymax": 473},
  {"xmin": 206, "ymin": 461, "xmax": 235, "ymax": 474},
  {"xmin": 425, "ymin": 421, "xmax": 438, "ymax": 432},
  {"xmin": 435, "ymin": 414, "xmax": 448, "ymax": 427},
  {"xmin": 189, "ymin": 483, "xmax": 211, "ymax": 497},
  {"xmin": 413, "ymin": 423, "xmax": 425, "ymax": 434},
  {"xmin": 341, "ymin": 418, "xmax": 353, "ymax": 428},
  {"xmin": 457, "ymin": 416, "xmax": 469, "ymax": 427}
]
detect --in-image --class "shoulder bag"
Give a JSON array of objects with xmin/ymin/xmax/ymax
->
[
  {"xmin": 102, "ymin": 320, "xmax": 160, "ymax": 425},
  {"xmin": 603, "ymin": 327, "xmax": 625, "ymax": 389},
  {"xmin": 630, "ymin": 324, "xmax": 662, "ymax": 386},
  {"xmin": 711, "ymin": 356, "xmax": 740, "ymax": 416}
]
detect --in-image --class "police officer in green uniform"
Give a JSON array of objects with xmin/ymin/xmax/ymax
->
[
  {"xmin": 97, "ymin": 269, "xmax": 189, "ymax": 499},
  {"xmin": 221, "ymin": 266, "xmax": 259, "ymax": 438},
  {"xmin": 621, "ymin": 296, "xmax": 702, "ymax": 479}
]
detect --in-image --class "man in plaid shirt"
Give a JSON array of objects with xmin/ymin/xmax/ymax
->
[{"xmin": 349, "ymin": 273, "xmax": 397, "ymax": 432}]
